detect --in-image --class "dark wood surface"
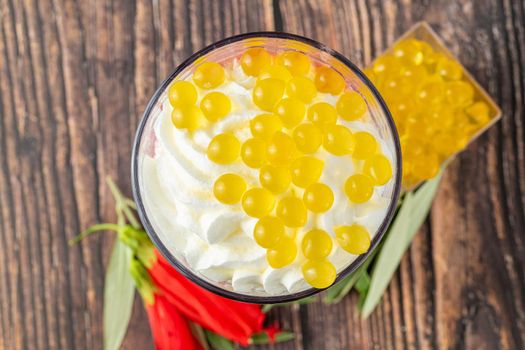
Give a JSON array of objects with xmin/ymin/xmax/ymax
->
[{"xmin": 1, "ymin": 0, "xmax": 524, "ymax": 349}]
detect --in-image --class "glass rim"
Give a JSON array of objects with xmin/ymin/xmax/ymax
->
[{"xmin": 131, "ymin": 31, "xmax": 402, "ymax": 304}]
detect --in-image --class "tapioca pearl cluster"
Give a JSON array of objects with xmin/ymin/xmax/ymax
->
[
  {"xmin": 168, "ymin": 62, "xmax": 232, "ymax": 131},
  {"xmin": 169, "ymin": 48, "xmax": 394, "ymax": 289},
  {"xmin": 364, "ymin": 38, "xmax": 493, "ymax": 188},
  {"xmin": 247, "ymin": 50, "xmax": 392, "ymax": 288}
]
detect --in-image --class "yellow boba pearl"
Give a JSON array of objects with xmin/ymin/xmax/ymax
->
[
  {"xmin": 242, "ymin": 188, "xmax": 275, "ymax": 218},
  {"xmin": 372, "ymin": 55, "xmax": 402, "ymax": 85},
  {"xmin": 267, "ymin": 236, "xmax": 297, "ymax": 268},
  {"xmin": 240, "ymin": 48, "xmax": 272, "ymax": 76},
  {"xmin": 401, "ymin": 136, "xmax": 425, "ymax": 160},
  {"xmin": 213, "ymin": 173, "xmax": 246, "ymax": 204},
  {"xmin": 286, "ymin": 76, "xmax": 317, "ymax": 103},
  {"xmin": 323, "ymin": 124, "xmax": 355, "ymax": 156},
  {"xmin": 275, "ymin": 98, "xmax": 306, "ymax": 129},
  {"xmin": 200, "ymin": 92, "xmax": 231, "ymax": 122},
  {"xmin": 276, "ymin": 196, "xmax": 307, "ymax": 227},
  {"xmin": 302, "ymin": 259, "xmax": 336, "ymax": 289},
  {"xmin": 207, "ymin": 133, "xmax": 240, "ymax": 164},
  {"xmin": 315, "ymin": 66, "xmax": 345, "ymax": 95},
  {"xmin": 423, "ymin": 105, "xmax": 454, "ymax": 130},
  {"xmin": 250, "ymin": 114, "xmax": 283, "ymax": 140},
  {"xmin": 363, "ymin": 154, "xmax": 393, "ymax": 186},
  {"xmin": 352, "ymin": 132, "xmax": 378, "ymax": 160},
  {"xmin": 450, "ymin": 127, "xmax": 470, "ymax": 151},
  {"xmin": 418, "ymin": 40, "xmax": 437, "ymax": 63},
  {"xmin": 259, "ymin": 165, "xmax": 291, "ymax": 194},
  {"xmin": 192, "ymin": 62, "xmax": 225, "ymax": 89},
  {"xmin": 345, "ymin": 174, "xmax": 374, "ymax": 204},
  {"xmin": 401, "ymin": 65, "xmax": 429, "ymax": 87},
  {"xmin": 372, "ymin": 55, "xmax": 398, "ymax": 75},
  {"xmin": 258, "ymin": 64, "xmax": 293, "ymax": 82},
  {"xmin": 432, "ymin": 132, "xmax": 458, "ymax": 156},
  {"xmin": 241, "ymin": 138, "xmax": 267, "ymax": 168},
  {"xmin": 436, "ymin": 57, "xmax": 462, "ymax": 80},
  {"xmin": 254, "ymin": 216, "xmax": 285, "ymax": 248},
  {"xmin": 393, "ymin": 39, "xmax": 424, "ymax": 65},
  {"xmin": 380, "ymin": 77, "xmax": 410, "ymax": 103},
  {"xmin": 465, "ymin": 101, "xmax": 490, "ymax": 125},
  {"xmin": 390, "ymin": 99, "xmax": 416, "ymax": 125},
  {"xmin": 267, "ymin": 131, "xmax": 297, "ymax": 166},
  {"xmin": 334, "ymin": 224, "xmax": 371, "ymax": 255},
  {"xmin": 417, "ymin": 80, "xmax": 445, "ymax": 105},
  {"xmin": 445, "ymin": 81, "xmax": 474, "ymax": 107},
  {"xmin": 302, "ymin": 229, "xmax": 333, "ymax": 259},
  {"xmin": 276, "ymin": 51, "xmax": 311, "ymax": 76},
  {"xmin": 411, "ymin": 153, "xmax": 439, "ymax": 180},
  {"xmin": 405, "ymin": 113, "xmax": 432, "ymax": 138},
  {"xmin": 253, "ymin": 78, "xmax": 286, "ymax": 111},
  {"xmin": 303, "ymin": 183, "xmax": 334, "ymax": 213},
  {"xmin": 336, "ymin": 91, "xmax": 367, "ymax": 121},
  {"xmin": 290, "ymin": 156, "xmax": 324, "ymax": 188},
  {"xmin": 307, "ymin": 102, "xmax": 337, "ymax": 129},
  {"xmin": 168, "ymin": 81, "xmax": 197, "ymax": 106},
  {"xmin": 171, "ymin": 104, "xmax": 204, "ymax": 131},
  {"xmin": 455, "ymin": 111, "xmax": 478, "ymax": 137},
  {"xmin": 293, "ymin": 123, "xmax": 323, "ymax": 154}
]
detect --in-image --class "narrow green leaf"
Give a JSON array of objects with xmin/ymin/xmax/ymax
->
[
  {"xmin": 355, "ymin": 272, "xmax": 370, "ymax": 310},
  {"xmin": 274, "ymin": 331, "xmax": 295, "ymax": 343},
  {"xmin": 361, "ymin": 170, "xmax": 444, "ymax": 318},
  {"xmin": 261, "ymin": 304, "xmax": 274, "ymax": 313},
  {"xmin": 103, "ymin": 239, "xmax": 136, "ymax": 350},
  {"xmin": 250, "ymin": 331, "xmax": 295, "ymax": 344},
  {"xmin": 355, "ymin": 271, "xmax": 370, "ymax": 294},
  {"xmin": 188, "ymin": 322, "xmax": 210, "ymax": 350},
  {"xmin": 68, "ymin": 223, "xmax": 120, "ymax": 245},
  {"xmin": 204, "ymin": 331, "xmax": 234, "ymax": 350},
  {"xmin": 124, "ymin": 198, "xmax": 137, "ymax": 209},
  {"xmin": 106, "ymin": 177, "xmax": 140, "ymax": 229}
]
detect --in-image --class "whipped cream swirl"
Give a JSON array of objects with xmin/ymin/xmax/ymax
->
[{"xmin": 140, "ymin": 62, "xmax": 394, "ymax": 295}]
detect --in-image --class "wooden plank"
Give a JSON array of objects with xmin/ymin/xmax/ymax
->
[
  {"xmin": 275, "ymin": 0, "xmax": 525, "ymax": 349},
  {"xmin": 0, "ymin": 0, "xmax": 274, "ymax": 349},
  {"xmin": 0, "ymin": 0, "xmax": 524, "ymax": 349}
]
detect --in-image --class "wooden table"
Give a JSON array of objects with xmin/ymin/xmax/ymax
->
[{"xmin": 1, "ymin": 0, "xmax": 524, "ymax": 349}]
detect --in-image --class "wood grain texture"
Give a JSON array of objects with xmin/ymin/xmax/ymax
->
[{"xmin": 0, "ymin": 0, "xmax": 523, "ymax": 349}]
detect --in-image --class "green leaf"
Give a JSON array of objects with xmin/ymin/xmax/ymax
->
[
  {"xmin": 250, "ymin": 331, "xmax": 295, "ymax": 344},
  {"xmin": 355, "ymin": 272, "xmax": 370, "ymax": 310},
  {"xmin": 204, "ymin": 331, "xmax": 234, "ymax": 350},
  {"xmin": 106, "ymin": 177, "xmax": 141, "ymax": 229},
  {"xmin": 68, "ymin": 223, "xmax": 120, "ymax": 245},
  {"xmin": 355, "ymin": 271, "xmax": 370, "ymax": 294},
  {"xmin": 188, "ymin": 322, "xmax": 210, "ymax": 350},
  {"xmin": 103, "ymin": 239, "xmax": 136, "ymax": 350},
  {"xmin": 360, "ymin": 170, "xmax": 444, "ymax": 318},
  {"xmin": 261, "ymin": 304, "xmax": 274, "ymax": 313}
]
